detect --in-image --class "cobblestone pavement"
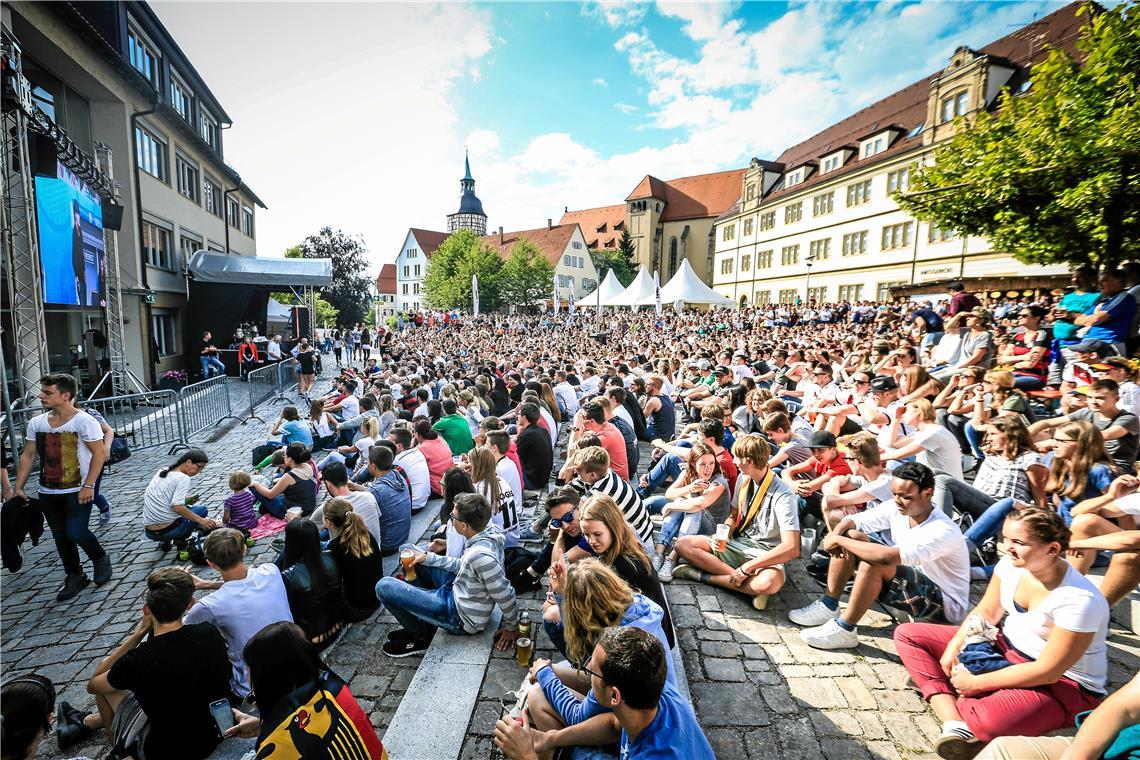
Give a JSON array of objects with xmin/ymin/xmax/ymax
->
[{"xmin": 4, "ymin": 370, "xmax": 1138, "ymax": 759}]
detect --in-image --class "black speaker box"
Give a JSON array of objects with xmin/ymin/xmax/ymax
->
[
  {"xmin": 30, "ymin": 133, "xmax": 57, "ymax": 177},
  {"xmin": 101, "ymin": 201, "xmax": 124, "ymax": 230}
]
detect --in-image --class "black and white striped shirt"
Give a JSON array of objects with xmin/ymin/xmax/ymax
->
[{"xmin": 588, "ymin": 471, "xmax": 654, "ymax": 545}]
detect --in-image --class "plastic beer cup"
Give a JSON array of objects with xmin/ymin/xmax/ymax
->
[
  {"xmin": 715, "ymin": 523, "xmax": 730, "ymax": 552},
  {"xmin": 400, "ymin": 548, "xmax": 417, "ymax": 582}
]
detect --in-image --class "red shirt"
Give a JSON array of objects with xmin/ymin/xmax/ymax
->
[
  {"xmin": 716, "ymin": 449, "xmax": 739, "ymax": 497},
  {"xmin": 596, "ymin": 423, "xmax": 630, "ymax": 481},
  {"xmin": 417, "ymin": 436, "xmax": 453, "ymax": 495},
  {"xmin": 505, "ymin": 441, "xmax": 524, "ymax": 484},
  {"xmin": 811, "ymin": 453, "xmax": 852, "ymax": 480}
]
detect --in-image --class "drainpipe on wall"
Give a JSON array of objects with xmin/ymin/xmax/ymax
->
[{"xmin": 130, "ymin": 91, "xmax": 160, "ymax": 386}]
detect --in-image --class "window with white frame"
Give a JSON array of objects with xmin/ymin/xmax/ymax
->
[
  {"xmin": 572, "ymin": 241, "xmax": 582, "ymax": 249},
  {"xmin": 743, "ymin": 218, "xmax": 753, "ymax": 236},
  {"xmin": 842, "ymin": 230, "xmax": 868, "ymax": 256},
  {"xmin": 722, "ymin": 223, "xmax": 736, "ymax": 241},
  {"xmin": 563, "ymin": 255, "xmax": 571, "ymax": 265},
  {"xmin": 406, "ymin": 248, "xmax": 417, "ymax": 258},
  {"xmin": 820, "ymin": 153, "xmax": 844, "ymax": 173},
  {"xmin": 778, "ymin": 289, "xmax": 798, "ymax": 304},
  {"xmin": 807, "ymin": 286, "xmax": 827, "ymax": 303},
  {"xmin": 808, "ymin": 238, "xmax": 831, "ymax": 261},
  {"xmin": 175, "ymin": 153, "xmax": 198, "ymax": 202},
  {"xmin": 135, "ymin": 124, "xmax": 167, "ymax": 181},
  {"xmin": 756, "ymin": 250, "xmax": 773, "ymax": 269},
  {"xmin": 582, "ymin": 278, "xmax": 596, "ymax": 291},
  {"xmin": 745, "ymin": 183, "xmax": 756, "ymax": 201},
  {"xmin": 200, "ymin": 108, "xmax": 220, "ymax": 151},
  {"xmin": 142, "ymin": 220, "xmax": 175, "ymax": 270},
  {"xmin": 740, "ymin": 254, "xmax": 751, "ymax": 271},
  {"xmin": 241, "ymin": 205, "xmax": 254, "ymax": 237},
  {"xmin": 846, "ymin": 179, "xmax": 872, "ymax": 207},
  {"xmin": 940, "ymin": 90, "xmax": 970, "ymax": 123},
  {"xmin": 203, "ymin": 176, "xmax": 222, "ymax": 217},
  {"xmin": 720, "ymin": 258, "xmax": 734, "ymax": 275},
  {"xmin": 414, "ymin": 264, "xmax": 420, "ymax": 276},
  {"xmin": 861, "ymin": 135, "xmax": 887, "ymax": 158},
  {"xmin": 225, "ymin": 196, "xmax": 240, "ymax": 228},
  {"xmin": 754, "ymin": 290, "xmax": 771, "ymax": 306},
  {"xmin": 812, "ymin": 192, "xmax": 834, "ymax": 217},
  {"xmin": 759, "ymin": 211, "xmax": 775, "ymax": 231},
  {"xmin": 179, "ymin": 232, "xmax": 202, "ymax": 262},
  {"xmin": 838, "ymin": 284, "xmax": 864, "ymax": 302},
  {"xmin": 784, "ymin": 168, "xmax": 804, "ymax": 187},
  {"xmin": 784, "ymin": 202, "xmax": 802, "ymax": 224},
  {"xmin": 877, "ymin": 281, "xmax": 906, "ymax": 301},
  {"xmin": 928, "ymin": 224, "xmax": 958, "ymax": 243},
  {"xmin": 780, "ymin": 245, "xmax": 799, "ymax": 266},
  {"xmin": 127, "ymin": 23, "xmax": 160, "ymax": 84},
  {"xmin": 403, "ymin": 265, "xmax": 409, "ymax": 277},
  {"xmin": 170, "ymin": 74, "xmax": 194, "ymax": 123},
  {"xmin": 881, "ymin": 222, "xmax": 913, "ymax": 251},
  {"xmin": 151, "ymin": 309, "xmax": 178, "ymax": 357},
  {"xmin": 886, "ymin": 167, "xmax": 911, "ymax": 194}
]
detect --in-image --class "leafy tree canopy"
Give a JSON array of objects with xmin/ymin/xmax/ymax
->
[
  {"xmin": 423, "ymin": 229, "xmax": 504, "ymax": 310},
  {"xmin": 500, "ymin": 238, "xmax": 555, "ymax": 308},
  {"xmin": 899, "ymin": 4, "xmax": 1140, "ymax": 267}
]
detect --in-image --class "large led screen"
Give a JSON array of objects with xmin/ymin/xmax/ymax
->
[{"xmin": 34, "ymin": 162, "xmax": 105, "ymax": 307}]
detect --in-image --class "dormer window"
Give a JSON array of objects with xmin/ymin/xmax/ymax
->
[
  {"xmin": 820, "ymin": 154, "xmax": 843, "ymax": 174},
  {"xmin": 785, "ymin": 168, "xmax": 805, "ymax": 188},
  {"xmin": 745, "ymin": 183, "xmax": 757, "ymax": 201},
  {"xmin": 861, "ymin": 136, "xmax": 887, "ymax": 159},
  {"xmin": 940, "ymin": 91, "xmax": 969, "ymax": 123}
]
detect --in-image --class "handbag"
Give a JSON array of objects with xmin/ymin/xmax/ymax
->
[{"xmin": 108, "ymin": 437, "xmax": 131, "ymax": 464}]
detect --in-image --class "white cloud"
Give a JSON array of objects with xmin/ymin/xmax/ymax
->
[
  {"xmin": 592, "ymin": 77, "xmax": 608, "ymax": 87},
  {"xmin": 615, "ymin": 102, "xmax": 638, "ymax": 114},
  {"xmin": 150, "ymin": 2, "xmax": 494, "ymax": 272},
  {"xmin": 582, "ymin": 1, "xmax": 649, "ymax": 29}
]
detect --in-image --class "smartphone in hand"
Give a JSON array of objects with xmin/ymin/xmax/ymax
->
[{"xmin": 209, "ymin": 699, "xmax": 235, "ymax": 737}]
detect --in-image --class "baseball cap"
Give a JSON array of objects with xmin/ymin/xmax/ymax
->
[
  {"xmin": 806, "ymin": 431, "xmax": 838, "ymax": 449},
  {"xmin": 870, "ymin": 375, "xmax": 899, "ymax": 392},
  {"xmin": 713, "ymin": 365, "xmax": 732, "ymax": 376},
  {"xmin": 1071, "ymin": 339, "xmax": 1111, "ymax": 355},
  {"xmin": 697, "ymin": 359, "xmax": 711, "ymax": 371}
]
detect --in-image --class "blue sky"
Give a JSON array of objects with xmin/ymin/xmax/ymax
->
[{"xmin": 152, "ymin": 1, "xmax": 1066, "ymax": 269}]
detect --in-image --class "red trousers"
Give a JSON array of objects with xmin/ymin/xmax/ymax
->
[{"xmin": 893, "ymin": 622, "xmax": 1103, "ymax": 742}]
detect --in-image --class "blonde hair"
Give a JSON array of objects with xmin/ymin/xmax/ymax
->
[
  {"xmin": 562, "ymin": 559, "xmax": 634, "ymax": 668},
  {"xmin": 730, "ymin": 434, "xmax": 771, "ymax": 468},
  {"xmin": 360, "ymin": 416, "xmax": 379, "ymax": 440},
  {"xmin": 578, "ymin": 494, "xmax": 652, "ymax": 575},
  {"xmin": 1046, "ymin": 421, "xmax": 1115, "ymax": 499},
  {"xmin": 228, "ymin": 470, "xmax": 252, "ymax": 491},
  {"xmin": 467, "ymin": 446, "xmax": 501, "ymax": 513},
  {"xmin": 838, "ymin": 432, "xmax": 880, "ymax": 468},
  {"xmin": 907, "ymin": 399, "xmax": 936, "ymax": 422},
  {"xmin": 984, "ymin": 369, "xmax": 1022, "ymax": 409},
  {"xmin": 323, "ymin": 497, "xmax": 373, "ymax": 558},
  {"xmin": 573, "ymin": 446, "xmax": 611, "ymax": 476}
]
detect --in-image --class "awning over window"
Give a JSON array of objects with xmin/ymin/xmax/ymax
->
[{"xmin": 187, "ymin": 251, "xmax": 332, "ymax": 288}]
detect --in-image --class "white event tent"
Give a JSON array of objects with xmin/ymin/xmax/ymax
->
[
  {"xmin": 602, "ymin": 266, "xmax": 657, "ymax": 307},
  {"xmin": 574, "ymin": 269, "xmax": 626, "ymax": 308},
  {"xmin": 636, "ymin": 260, "xmax": 734, "ymax": 307}
]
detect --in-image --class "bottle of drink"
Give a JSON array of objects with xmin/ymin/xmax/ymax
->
[{"xmin": 518, "ymin": 611, "xmax": 532, "ymax": 638}]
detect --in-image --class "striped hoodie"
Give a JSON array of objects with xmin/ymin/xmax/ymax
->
[{"xmin": 421, "ymin": 524, "xmax": 517, "ymax": 633}]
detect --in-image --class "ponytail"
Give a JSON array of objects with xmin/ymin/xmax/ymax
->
[
  {"xmin": 159, "ymin": 448, "xmax": 209, "ymax": 478},
  {"xmin": 323, "ymin": 498, "xmax": 374, "ymax": 559}
]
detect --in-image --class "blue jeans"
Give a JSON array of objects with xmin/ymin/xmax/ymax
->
[
  {"xmin": 636, "ymin": 452, "xmax": 683, "ymax": 499},
  {"xmin": 921, "ymin": 331, "xmax": 945, "ymax": 351},
  {"xmin": 255, "ymin": 491, "xmax": 286, "ymax": 519},
  {"xmin": 963, "ymin": 497, "xmax": 1016, "ymax": 549},
  {"xmin": 643, "ymin": 495, "xmax": 667, "ymax": 516},
  {"xmin": 40, "ymin": 491, "xmax": 107, "ymax": 576},
  {"xmin": 93, "ymin": 470, "xmax": 110, "ymax": 513},
  {"xmin": 964, "ymin": 420, "xmax": 985, "ymax": 461},
  {"xmin": 657, "ymin": 510, "xmax": 715, "ymax": 549},
  {"xmin": 375, "ymin": 559, "xmax": 465, "ymax": 641},
  {"xmin": 144, "ymin": 504, "xmax": 209, "ymax": 544},
  {"xmin": 544, "ymin": 618, "xmax": 568, "ymax": 660},
  {"xmin": 200, "ymin": 355, "xmax": 226, "ymax": 378}
]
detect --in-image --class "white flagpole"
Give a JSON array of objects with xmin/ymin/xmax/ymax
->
[
  {"xmin": 472, "ymin": 274, "xmax": 480, "ymax": 317},
  {"xmin": 553, "ymin": 274, "xmax": 560, "ymax": 315}
]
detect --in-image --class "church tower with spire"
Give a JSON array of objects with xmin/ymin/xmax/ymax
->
[{"xmin": 446, "ymin": 151, "xmax": 487, "ymax": 235}]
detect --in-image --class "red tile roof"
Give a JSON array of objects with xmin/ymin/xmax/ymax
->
[
  {"xmin": 481, "ymin": 223, "xmax": 583, "ymax": 266},
  {"xmin": 626, "ymin": 168, "xmax": 749, "ymax": 221},
  {"xmin": 559, "ymin": 204, "xmax": 626, "ymax": 248},
  {"xmin": 375, "ymin": 263, "xmax": 396, "ymax": 294},
  {"xmin": 762, "ymin": 2, "xmax": 1086, "ymax": 202},
  {"xmin": 410, "ymin": 228, "xmax": 449, "ymax": 258}
]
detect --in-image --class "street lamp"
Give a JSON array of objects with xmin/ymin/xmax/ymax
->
[{"xmin": 804, "ymin": 252, "xmax": 817, "ymax": 305}]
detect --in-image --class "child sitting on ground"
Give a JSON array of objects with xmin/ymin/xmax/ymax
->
[{"xmin": 224, "ymin": 471, "xmax": 260, "ymax": 538}]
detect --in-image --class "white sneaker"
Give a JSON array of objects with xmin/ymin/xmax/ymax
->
[
  {"xmin": 788, "ymin": 599, "xmax": 838, "ymax": 627},
  {"xmin": 651, "ymin": 553, "xmax": 665, "ymax": 572},
  {"xmin": 934, "ymin": 722, "xmax": 980, "ymax": 760},
  {"xmin": 801, "ymin": 618, "xmax": 859, "ymax": 650},
  {"xmin": 657, "ymin": 556, "xmax": 677, "ymax": 582}
]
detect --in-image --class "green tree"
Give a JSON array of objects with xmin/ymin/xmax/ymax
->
[
  {"xmin": 898, "ymin": 4, "xmax": 1140, "ymax": 267},
  {"xmin": 423, "ymin": 229, "xmax": 503, "ymax": 310},
  {"xmin": 285, "ymin": 227, "xmax": 372, "ymax": 326},
  {"xmin": 500, "ymin": 238, "xmax": 555, "ymax": 308}
]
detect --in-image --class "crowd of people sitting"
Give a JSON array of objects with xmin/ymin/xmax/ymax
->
[{"xmin": 3, "ymin": 262, "xmax": 1140, "ymax": 760}]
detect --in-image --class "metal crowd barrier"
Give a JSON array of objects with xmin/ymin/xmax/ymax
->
[
  {"xmin": 246, "ymin": 363, "xmax": 284, "ymax": 421},
  {"xmin": 179, "ymin": 374, "xmax": 242, "ymax": 438},
  {"xmin": 275, "ymin": 359, "xmax": 298, "ymax": 398}
]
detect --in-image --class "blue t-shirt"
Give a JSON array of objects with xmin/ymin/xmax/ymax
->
[
  {"xmin": 368, "ymin": 470, "xmax": 411, "ymax": 552},
  {"xmin": 279, "ymin": 419, "xmax": 313, "ymax": 446},
  {"xmin": 1057, "ymin": 463, "xmax": 1114, "ymax": 524},
  {"xmin": 1055, "ymin": 290, "xmax": 1100, "ymax": 340},
  {"xmin": 913, "ymin": 308, "xmax": 944, "ymax": 333},
  {"xmin": 1083, "ymin": 292, "xmax": 1136, "ymax": 344},
  {"xmin": 619, "ymin": 681, "xmax": 715, "ymax": 760}
]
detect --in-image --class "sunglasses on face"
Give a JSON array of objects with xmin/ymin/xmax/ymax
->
[
  {"xmin": 1052, "ymin": 437, "xmax": 1076, "ymax": 443},
  {"xmin": 549, "ymin": 508, "xmax": 576, "ymax": 528}
]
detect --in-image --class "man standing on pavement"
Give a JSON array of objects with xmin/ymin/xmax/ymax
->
[{"xmin": 13, "ymin": 373, "xmax": 112, "ymax": 601}]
